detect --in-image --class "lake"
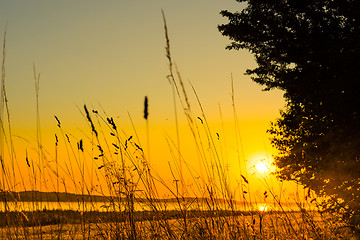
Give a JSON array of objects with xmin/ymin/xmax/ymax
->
[{"xmin": 0, "ymin": 200, "xmax": 316, "ymax": 212}]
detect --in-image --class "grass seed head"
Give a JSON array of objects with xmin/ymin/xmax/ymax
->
[{"xmin": 144, "ymin": 96, "xmax": 149, "ymax": 120}]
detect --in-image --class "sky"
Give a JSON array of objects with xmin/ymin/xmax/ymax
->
[{"xmin": 0, "ymin": 1, "xmax": 302, "ymax": 201}]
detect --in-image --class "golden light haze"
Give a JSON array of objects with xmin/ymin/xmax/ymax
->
[{"xmin": 0, "ymin": 1, "xmax": 303, "ymax": 201}]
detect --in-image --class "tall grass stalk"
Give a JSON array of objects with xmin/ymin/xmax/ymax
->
[
  {"xmin": 33, "ymin": 65, "xmax": 43, "ymax": 210},
  {"xmin": 0, "ymin": 27, "xmax": 7, "ymax": 211},
  {"xmin": 162, "ymin": 10, "xmax": 184, "ymax": 196}
]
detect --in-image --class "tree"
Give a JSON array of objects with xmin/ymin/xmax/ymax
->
[{"xmin": 219, "ymin": 0, "xmax": 360, "ymax": 227}]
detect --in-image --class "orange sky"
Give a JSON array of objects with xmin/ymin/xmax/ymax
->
[{"xmin": 0, "ymin": 1, "xmax": 305, "ymax": 203}]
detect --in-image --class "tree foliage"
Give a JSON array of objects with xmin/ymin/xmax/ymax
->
[{"xmin": 219, "ymin": 0, "xmax": 360, "ymax": 224}]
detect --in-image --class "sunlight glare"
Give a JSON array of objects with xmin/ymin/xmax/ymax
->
[
  {"xmin": 248, "ymin": 152, "xmax": 275, "ymax": 176},
  {"xmin": 258, "ymin": 204, "xmax": 268, "ymax": 212},
  {"xmin": 255, "ymin": 161, "xmax": 269, "ymax": 174}
]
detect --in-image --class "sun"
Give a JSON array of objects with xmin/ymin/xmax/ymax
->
[
  {"xmin": 255, "ymin": 161, "xmax": 269, "ymax": 174},
  {"xmin": 248, "ymin": 152, "xmax": 275, "ymax": 175}
]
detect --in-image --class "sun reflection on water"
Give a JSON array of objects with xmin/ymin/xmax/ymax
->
[{"xmin": 258, "ymin": 204, "xmax": 268, "ymax": 212}]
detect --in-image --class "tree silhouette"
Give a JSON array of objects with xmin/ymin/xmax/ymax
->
[{"xmin": 219, "ymin": 0, "xmax": 360, "ymax": 227}]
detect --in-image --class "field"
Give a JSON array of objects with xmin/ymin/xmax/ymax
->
[{"xmin": 0, "ymin": 208, "xmax": 353, "ymax": 239}]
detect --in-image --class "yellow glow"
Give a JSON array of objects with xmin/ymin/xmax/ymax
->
[
  {"xmin": 258, "ymin": 204, "xmax": 268, "ymax": 212},
  {"xmin": 0, "ymin": 1, "xmax": 289, "ymax": 197},
  {"xmin": 248, "ymin": 152, "xmax": 275, "ymax": 176},
  {"xmin": 255, "ymin": 162, "xmax": 269, "ymax": 174}
]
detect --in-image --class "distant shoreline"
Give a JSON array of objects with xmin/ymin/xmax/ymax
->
[
  {"xmin": 0, "ymin": 190, "xmax": 242, "ymax": 205},
  {"xmin": 0, "ymin": 191, "xmax": 110, "ymax": 202}
]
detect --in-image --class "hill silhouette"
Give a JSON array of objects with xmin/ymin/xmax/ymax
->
[{"xmin": 0, "ymin": 191, "xmax": 109, "ymax": 202}]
